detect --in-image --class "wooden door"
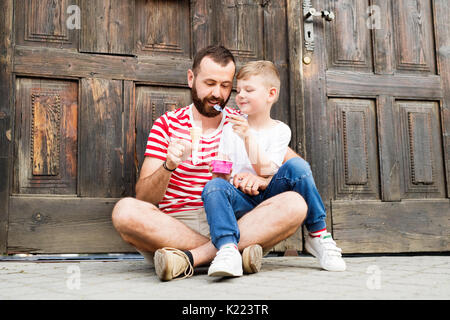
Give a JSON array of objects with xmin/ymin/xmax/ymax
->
[
  {"xmin": 0, "ymin": 0, "xmax": 304, "ymax": 254},
  {"xmin": 302, "ymin": 0, "xmax": 450, "ymax": 253}
]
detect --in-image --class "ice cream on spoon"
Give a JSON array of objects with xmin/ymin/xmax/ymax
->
[{"xmin": 214, "ymin": 104, "xmax": 247, "ymax": 119}]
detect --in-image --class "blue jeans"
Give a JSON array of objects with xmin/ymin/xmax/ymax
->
[{"xmin": 201, "ymin": 157, "xmax": 327, "ymax": 249}]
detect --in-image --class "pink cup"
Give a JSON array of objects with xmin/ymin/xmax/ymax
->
[{"xmin": 211, "ymin": 159, "xmax": 233, "ymax": 174}]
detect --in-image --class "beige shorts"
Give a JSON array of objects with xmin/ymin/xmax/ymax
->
[{"xmin": 138, "ymin": 208, "xmax": 210, "ymax": 265}]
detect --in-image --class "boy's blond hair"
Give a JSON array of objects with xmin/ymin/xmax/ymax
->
[{"xmin": 236, "ymin": 60, "xmax": 280, "ymax": 102}]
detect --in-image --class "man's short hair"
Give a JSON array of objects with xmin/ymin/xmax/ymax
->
[
  {"xmin": 192, "ymin": 45, "xmax": 236, "ymax": 76},
  {"xmin": 236, "ymin": 60, "xmax": 281, "ymax": 96}
]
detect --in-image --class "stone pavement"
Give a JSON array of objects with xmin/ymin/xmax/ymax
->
[{"xmin": 0, "ymin": 254, "xmax": 448, "ymax": 300}]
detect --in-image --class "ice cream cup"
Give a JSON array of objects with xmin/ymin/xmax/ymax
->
[{"xmin": 211, "ymin": 159, "xmax": 233, "ymax": 174}]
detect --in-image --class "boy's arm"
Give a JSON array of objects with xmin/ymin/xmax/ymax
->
[
  {"xmin": 283, "ymin": 146, "xmax": 302, "ymax": 163},
  {"xmin": 244, "ymin": 133, "xmax": 278, "ymax": 177}
]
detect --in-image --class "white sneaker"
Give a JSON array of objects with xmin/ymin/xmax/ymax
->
[
  {"xmin": 208, "ymin": 244, "xmax": 243, "ymax": 277},
  {"xmin": 305, "ymin": 232, "xmax": 346, "ymax": 271}
]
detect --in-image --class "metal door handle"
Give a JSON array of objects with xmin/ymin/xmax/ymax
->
[{"xmin": 303, "ymin": 0, "xmax": 335, "ymax": 64}]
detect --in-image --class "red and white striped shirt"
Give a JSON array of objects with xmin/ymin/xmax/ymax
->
[{"xmin": 144, "ymin": 104, "xmax": 239, "ymax": 214}]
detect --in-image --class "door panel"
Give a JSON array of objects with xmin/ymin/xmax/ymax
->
[
  {"xmin": 79, "ymin": 78, "xmax": 124, "ymax": 198},
  {"xmin": 305, "ymin": 0, "xmax": 450, "ymax": 253},
  {"xmin": 4, "ymin": 0, "xmax": 302, "ymax": 254},
  {"xmin": 13, "ymin": 78, "xmax": 78, "ymax": 195}
]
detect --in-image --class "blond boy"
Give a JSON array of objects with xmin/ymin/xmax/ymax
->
[{"xmin": 202, "ymin": 61, "xmax": 346, "ymax": 277}]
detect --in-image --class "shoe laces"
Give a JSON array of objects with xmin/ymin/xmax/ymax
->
[
  {"xmin": 161, "ymin": 247, "xmax": 194, "ymax": 280},
  {"xmin": 319, "ymin": 234, "xmax": 342, "ymax": 257},
  {"xmin": 212, "ymin": 246, "xmax": 239, "ymax": 264}
]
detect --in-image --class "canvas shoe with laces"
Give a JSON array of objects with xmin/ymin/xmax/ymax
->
[
  {"xmin": 208, "ymin": 244, "xmax": 243, "ymax": 277},
  {"xmin": 154, "ymin": 247, "xmax": 194, "ymax": 281},
  {"xmin": 305, "ymin": 232, "xmax": 346, "ymax": 271}
]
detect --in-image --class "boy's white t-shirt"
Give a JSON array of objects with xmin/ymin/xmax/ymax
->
[{"xmin": 218, "ymin": 120, "xmax": 291, "ymax": 180}]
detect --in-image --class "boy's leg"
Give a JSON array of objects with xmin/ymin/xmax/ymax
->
[
  {"xmin": 263, "ymin": 157, "xmax": 327, "ymax": 233},
  {"xmin": 262, "ymin": 157, "xmax": 346, "ymax": 271},
  {"xmin": 201, "ymin": 177, "xmax": 258, "ymax": 250},
  {"xmin": 201, "ymin": 178, "xmax": 259, "ymax": 276}
]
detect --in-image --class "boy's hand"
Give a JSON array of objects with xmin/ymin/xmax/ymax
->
[
  {"xmin": 166, "ymin": 139, "xmax": 192, "ymax": 170},
  {"xmin": 233, "ymin": 172, "xmax": 270, "ymax": 196},
  {"xmin": 228, "ymin": 114, "xmax": 250, "ymax": 139}
]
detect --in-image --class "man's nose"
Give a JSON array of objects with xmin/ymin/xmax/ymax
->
[{"xmin": 211, "ymin": 84, "xmax": 221, "ymax": 98}]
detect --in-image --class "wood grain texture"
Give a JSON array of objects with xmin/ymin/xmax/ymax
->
[
  {"xmin": 434, "ymin": 0, "xmax": 450, "ymax": 198},
  {"xmin": 0, "ymin": 0, "xmax": 13, "ymax": 254},
  {"xmin": 80, "ymin": 78, "xmax": 124, "ymax": 197},
  {"xmin": 80, "ymin": 0, "xmax": 134, "ymax": 55},
  {"xmin": 326, "ymin": 71, "xmax": 443, "ymax": 99},
  {"xmin": 15, "ymin": 0, "xmax": 79, "ymax": 49},
  {"xmin": 377, "ymin": 95, "xmax": 401, "ymax": 201},
  {"xmin": 13, "ymin": 79, "xmax": 78, "ymax": 195},
  {"xmin": 135, "ymin": 0, "xmax": 190, "ymax": 57},
  {"xmin": 332, "ymin": 199, "xmax": 450, "ymax": 253},
  {"xmin": 8, "ymin": 196, "xmax": 135, "ymax": 254}
]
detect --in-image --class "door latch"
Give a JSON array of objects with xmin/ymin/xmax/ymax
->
[{"xmin": 303, "ymin": 0, "xmax": 335, "ymax": 64}]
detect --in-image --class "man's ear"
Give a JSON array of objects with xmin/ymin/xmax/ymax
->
[{"xmin": 187, "ymin": 69, "xmax": 195, "ymax": 88}]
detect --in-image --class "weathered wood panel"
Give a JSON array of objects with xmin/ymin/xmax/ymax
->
[
  {"xmin": 372, "ymin": 0, "xmax": 395, "ymax": 75},
  {"xmin": 15, "ymin": 0, "xmax": 79, "ymax": 49},
  {"xmin": 80, "ymin": 0, "xmax": 134, "ymax": 55},
  {"xmin": 377, "ymin": 95, "xmax": 401, "ymax": 201},
  {"xmin": 0, "ymin": 0, "xmax": 13, "ymax": 255},
  {"xmin": 13, "ymin": 78, "xmax": 78, "ymax": 195},
  {"xmin": 191, "ymin": 0, "xmax": 214, "ymax": 55},
  {"xmin": 215, "ymin": 0, "xmax": 263, "ymax": 61},
  {"xmin": 326, "ymin": 71, "xmax": 443, "ymax": 99},
  {"xmin": 135, "ymin": 0, "xmax": 190, "ymax": 58},
  {"xmin": 14, "ymin": 45, "xmax": 191, "ymax": 85},
  {"xmin": 8, "ymin": 196, "xmax": 135, "ymax": 253},
  {"xmin": 330, "ymin": 99, "xmax": 380, "ymax": 200},
  {"xmin": 397, "ymin": 101, "xmax": 446, "ymax": 198},
  {"xmin": 332, "ymin": 200, "xmax": 450, "ymax": 253},
  {"xmin": 80, "ymin": 78, "xmax": 124, "ymax": 197},
  {"xmin": 434, "ymin": 0, "xmax": 450, "ymax": 198},
  {"xmin": 326, "ymin": 0, "xmax": 373, "ymax": 71},
  {"xmin": 392, "ymin": 0, "xmax": 436, "ymax": 74},
  {"xmin": 123, "ymin": 81, "xmax": 137, "ymax": 197},
  {"xmin": 286, "ymin": 0, "xmax": 304, "ymax": 155}
]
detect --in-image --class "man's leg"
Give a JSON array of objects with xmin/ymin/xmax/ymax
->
[{"xmin": 111, "ymin": 197, "xmax": 210, "ymax": 253}]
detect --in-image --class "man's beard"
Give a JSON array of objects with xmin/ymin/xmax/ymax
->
[{"xmin": 191, "ymin": 82, "xmax": 231, "ymax": 118}]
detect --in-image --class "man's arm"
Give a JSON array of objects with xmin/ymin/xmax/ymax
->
[
  {"xmin": 135, "ymin": 157, "xmax": 172, "ymax": 205},
  {"xmin": 136, "ymin": 139, "xmax": 192, "ymax": 205}
]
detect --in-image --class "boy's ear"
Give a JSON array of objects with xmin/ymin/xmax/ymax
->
[
  {"xmin": 268, "ymin": 87, "xmax": 278, "ymax": 102},
  {"xmin": 187, "ymin": 69, "xmax": 195, "ymax": 88}
]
